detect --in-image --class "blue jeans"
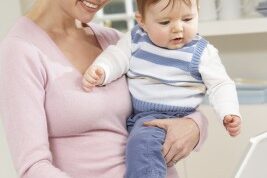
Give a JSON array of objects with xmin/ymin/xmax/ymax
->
[{"xmin": 125, "ymin": 112, "xmax": 186, "ymax": 178}]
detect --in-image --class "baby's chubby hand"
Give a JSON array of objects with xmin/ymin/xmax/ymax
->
[
  {"xmin": 82, "ymin": 65, "xmax": 105, "ymax": 92},
  {"xmin": 223, "ymin": 115, "xmax": 241, "ymax": 137}
]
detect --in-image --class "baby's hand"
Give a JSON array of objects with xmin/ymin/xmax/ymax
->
[
  {"xmin": 223, "ymin": 115, "xmax": 241, "ymax": 137},
  {"xmin": 82, "ymin": 65, "xmax": 105, "ymax": 92}
]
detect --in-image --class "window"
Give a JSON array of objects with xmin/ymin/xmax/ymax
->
[{"xmin": 94, "ymin": 0, "xmax": 137, "ymax": 32}]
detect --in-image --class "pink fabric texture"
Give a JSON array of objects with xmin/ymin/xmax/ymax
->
[{"xmin": 0, "ymin": 17, "xmax": 208, "ymax": 178}]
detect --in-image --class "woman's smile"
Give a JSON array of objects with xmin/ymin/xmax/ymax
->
[{"xmin": 79, "ymin": 0, "xmax": 99, "ymax": 12}]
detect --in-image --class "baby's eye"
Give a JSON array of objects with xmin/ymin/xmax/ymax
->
[
  {"xmin": 159, "ymin": 21, "xmax": 170, "ymax": 25},
  {"xmin": 183, "ymin": 18, "xmax": 193, "ymax": 22}
]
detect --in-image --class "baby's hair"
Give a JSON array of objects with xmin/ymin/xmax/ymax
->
[{"xmin": 136, "ymin": 0, "xmax": 199, "ymax": 18}]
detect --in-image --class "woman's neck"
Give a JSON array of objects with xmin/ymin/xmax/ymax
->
[{"xmin": 26, "ymin": 0, "xmax": 78, "ymax": 35}]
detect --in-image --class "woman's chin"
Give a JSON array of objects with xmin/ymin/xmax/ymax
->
[{"xmin": 77, "ymin": 15, "xmax": 95, "ymax": 24}]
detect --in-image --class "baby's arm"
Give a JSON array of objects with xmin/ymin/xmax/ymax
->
[
  {"xmin": 199, "ymin": 44, "xmax": 242, "ymax": 136},
  {"xmin": 82, "ymin": 32, "xmax": 131, "ymax": 91}
]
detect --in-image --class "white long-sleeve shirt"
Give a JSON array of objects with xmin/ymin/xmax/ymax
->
[{"xmin": 93, "ymin": 25, "xmax": 241, "ymax": 121}]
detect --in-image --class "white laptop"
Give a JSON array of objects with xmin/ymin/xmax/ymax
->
[{"xmin": 234, "ymin": 132, "xmax": 267, "ymax": 178}]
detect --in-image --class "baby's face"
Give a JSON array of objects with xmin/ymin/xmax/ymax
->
[{"xmin": 141, "ymin": 0, "xmax": 199, "ymax": 49}]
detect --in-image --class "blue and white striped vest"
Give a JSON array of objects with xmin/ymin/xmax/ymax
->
[{"xmin": 127, "ymin": 25, "xmax": 208, "ymax": 116}]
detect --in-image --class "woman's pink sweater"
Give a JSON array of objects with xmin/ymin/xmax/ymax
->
[{"xmin": 0, "ymin": 17, "xmax": 208, "ymax": 178}]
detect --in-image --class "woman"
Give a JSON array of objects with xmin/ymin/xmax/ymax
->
[{"xmin": 0, "ymin": 0, "xmax": 208, "ymax": 177}]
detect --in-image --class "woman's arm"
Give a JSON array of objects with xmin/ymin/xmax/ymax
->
[
  {"xmin": 0, "ymin": 39, "xmax": 72, "ymax": 178},
  {"xmin": 144, "ymin": 111, "xmax": 208, "ymax": 166},
  {"xmin": 187, "ymin": 111, "xmax": 209, "ymax": 151}
]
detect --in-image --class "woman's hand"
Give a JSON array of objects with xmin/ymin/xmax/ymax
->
[{"xmin": 144, "ymin": 118, "xmax": 200, "ymax": 167}]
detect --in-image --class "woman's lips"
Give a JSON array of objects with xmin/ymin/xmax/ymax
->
[
  {"xmin": 81, "ymin": 0, "xmax": 98, "ymax": 9},
  {"xmin": 79, "ymin": 0, "xmax": 99, "ymax": 12}
]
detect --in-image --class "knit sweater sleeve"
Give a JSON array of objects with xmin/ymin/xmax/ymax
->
[
  {"xmin": 187, "ymin": 111, "xmax": 208, "ymax": 151},
  {"xmin": 0, "ymin": 39, "xmax": 72, "ymax": 178},
  {"xmin": 93, "ymin": 32, "xmax": 131, "ymax": 84},
  {"xmin": 199, "ymin": 44, "xmax": 241, "ymax": 122}
]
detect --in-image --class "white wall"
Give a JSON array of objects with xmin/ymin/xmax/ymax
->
[
  {"xmin": 0, "ymin": 122, "xmax": 18, "ymax": 178},
  {"xmin": 185, "ymin": 104, "xmax": 267, "ymax": 178},
  {"xmin": 206, "ymin": 33, "xmax": 267, "ymax": 81},
  {"xmin": 0, "ymin": 1, "xmax": 21, "ymax": 177},
  {"xmin": 0, "ymin": 0, "xmax": 21, "ymax": 39}
]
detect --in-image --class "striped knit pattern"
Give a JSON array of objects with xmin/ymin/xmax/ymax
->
[{"xmin": 127, "ymin": 25, "xmax": 208, "ymax": 115}]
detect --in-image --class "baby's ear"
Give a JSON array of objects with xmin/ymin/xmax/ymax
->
[{"xmin": 135, "ymin": 12, "xmax": 147, "ymax": 31}]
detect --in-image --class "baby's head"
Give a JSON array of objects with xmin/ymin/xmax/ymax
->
[{"xmin": 135, "ymin": 0, "xmax": 199, "ymax": 49}]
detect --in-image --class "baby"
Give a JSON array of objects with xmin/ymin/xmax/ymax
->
[{"xmin": 82, "ymin": 0, "xmax": 242, "ymax": 177}]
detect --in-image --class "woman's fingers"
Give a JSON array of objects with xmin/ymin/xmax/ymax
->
[
  {"xmin": 165, "ymin": 141, "xmax": 183, "ymax": 166},
  {"xmin": 143, "ymin": 119, "xmax": 172, "ymax": 158},
  {"xmin": 162, "ymin": 125, "xmax": 177, "ymax": 160},
  {"xmin": 166, "ymin": 149, "xmax": 187, "ymax": 167},
  {"xmin": 144, "ymin": 118, "xmax": 199, "ymax": 167},
  {"xmin": 143, "ymin": 119, "xmax": 168, "ymax": 130},
  {"xmin": 162, "ymin": 135, "xmax": 172, "ymax": 157},
  {"xmin": 164, "ymin": 130, "xmax": 190, "ymax": 166}
]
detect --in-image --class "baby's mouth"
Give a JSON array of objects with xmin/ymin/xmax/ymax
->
[{"xmin": 172, "ymin": 37, "xmax": 183, "ymax": 42}]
